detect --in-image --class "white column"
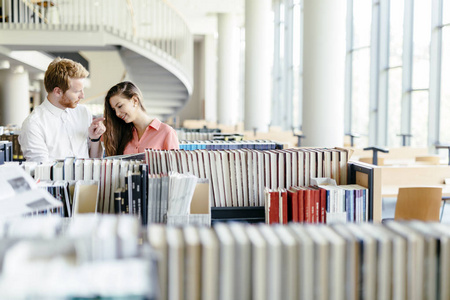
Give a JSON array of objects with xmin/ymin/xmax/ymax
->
[
  {"xmin": 0, "ymin": 67, "xmax": 30, "ymax": 126},
  {"xmin": 244, "ymin": 0, "xmax": 271, "ymax": 132},
  {"xmin": 217, "ymin": 13, "xmax": 239, "ymax": 126},
  {"xmin": 204, "ymin": 34, "xmax": 218, "ymax": 123},
  {"xmin": 301, "ymin": 0, "xmax": 346, "ymax": 147}
]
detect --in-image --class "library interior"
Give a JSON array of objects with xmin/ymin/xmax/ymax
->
[{"xmin": 1, "ymin": 0, "xmax": 450, "ymax": 299}]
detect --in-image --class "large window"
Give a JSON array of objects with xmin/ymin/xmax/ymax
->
[{"xmin": 272, "ymin": 0, "xmax": 447, "ymax": 148}]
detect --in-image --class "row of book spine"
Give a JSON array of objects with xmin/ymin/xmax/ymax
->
[
  {"xmin": 145, "ymin": 147, "xmax": 349, "ymax": 208},
  {"xmin": 148, "ymin": 221, "xmax": 450, "ymax": 300},
  {"xmin": 265, "ymin": 184, "xmax": 368, "ymax": 224}
]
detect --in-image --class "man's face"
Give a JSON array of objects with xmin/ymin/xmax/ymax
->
[{"xmin": 59, "ymin": 78, "xmax": 85, "ymax": 109}]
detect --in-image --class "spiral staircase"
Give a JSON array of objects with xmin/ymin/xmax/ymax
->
[{"xmin": 0, "ymin": 0, "xmax": 193, "ymax": 121}]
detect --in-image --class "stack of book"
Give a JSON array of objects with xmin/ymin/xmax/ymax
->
[
  {"xmin": 148, "ymin": 221, "xmax": 450, "ymax": 300},
  {"xmin": 0, "ymin": 214, "xmax": 158, "ymax": 299},
  {"xmin": 265, "ymin": 184, "xmax": 368, "ymax": 224},
  {"xmin": 145, "ymin": 148, "xmax": 349, "ymax": 208},
  {"xmin": 178, "ymin": 139, "xmax": 282, "ymax": 150}
]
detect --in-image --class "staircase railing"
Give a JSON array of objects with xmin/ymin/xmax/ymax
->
[{"xmin": 0, "ymin": 0, "xmax": 193, "ymax": 82}]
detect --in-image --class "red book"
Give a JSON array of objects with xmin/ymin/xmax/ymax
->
[
  {"xmin": 319, "ymin": 188, "xmax": 327, "ymax": 223},
  {"xmin": 269, "ymin": 190, "xmax": 280, "ymax": 224},
  {"xmin": 287, "ymin": 189, "xmax": 299, "ymax": 222},
  {"xmin": 280, "ymin": 189, "xmax": 288, "ymax": 224},
  {"xmin": 297, "ymin": 188, "xmax": 305, "ymax": 223},
  {"xmin": 304, "ymin": 188, "xmax": 312, "ymax": 223}
]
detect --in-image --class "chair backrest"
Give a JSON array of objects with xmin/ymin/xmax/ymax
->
[{"xmin": 394, "ymin": 187, "xmax": 442, "ymax": 221}]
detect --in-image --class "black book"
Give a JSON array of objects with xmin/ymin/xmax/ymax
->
[
  {"xmin": 114, "ymin": 187, "xmax": 122, "ymax": 214},
  {"xmin": 139, "ymin": 164, "xmax": 148, "ymax": 225}
]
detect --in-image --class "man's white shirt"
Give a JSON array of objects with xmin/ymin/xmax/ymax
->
[{"xmin": 19, "ymin": 98, "xmax": 92, "ymax": 162}]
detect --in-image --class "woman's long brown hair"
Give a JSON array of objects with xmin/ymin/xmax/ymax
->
[{"xmin": 103, "ymin": 81, "xmax": 146, "ymax": 156}]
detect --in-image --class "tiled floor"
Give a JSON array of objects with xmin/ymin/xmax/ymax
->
[{"xmin": 382, "ymin": 197, "xmax": 450, "ymax": 223}]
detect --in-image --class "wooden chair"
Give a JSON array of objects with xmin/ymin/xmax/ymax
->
[{"xmin": 394, "ymin": 187, "xmax": 442, "ymax": 221}]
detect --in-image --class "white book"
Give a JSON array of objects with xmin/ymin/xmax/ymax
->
[
  {"xmin": 323, "ymin": 150, "xmax": 332, "ymax": 180},
  {"xmin": 385, "ymin": 222, "xmax": 425, "ymax": 300},
  {"xmin": 103, "ymin": 159, "xmax": 113, "ymax": 214},
  {"xmin": 183, "ymin": 226, "xmax": 201, "ymax": 300},
  {"xmin": 166, "ymin": 227, "xmax": 184, "ymax": 300},
  {"xmin": 430, "ymin": 223, "xmax": 450, "ymax": 300},
  {"xmin": 346, "ymin": 223, "xmax": 377, "ymax": 300},
  {"xmin": 238, "ymin": 150, "xmax": 249, "ymax": 207},
  {"xmin": 318, "ymin": 226, "xmax": 347, "ymax": 300},
  {"xmin": 308, "ymin": 150, "xmax": 316, "ymax": 183},
  {"xmin": 289, "ymin": 223, "xmax": 314, "ymax": 300},
  {"xmin": 198, "ymin": 226, "xmax": 219, "ymax": 300},
  {"xmin": 267, "ymin": 150, "xmax": 278, "ymax": 189},
  {"xmin": 234, "ymin": 150, "xmax": 244, "ymax": 207},
  {"xmin": 97, "ymin": 159, "xmax": 107, "ymax": 213},
  {"xmin": 74, "ymin": 158, "xmax": 84, "ymax": 181},
  {"xmin": 148, "ymin": 224, "xmax": 168, "ymax": 300},
  {"xmin": 245, "ymin": 224, "xmax": 267, "ymax": 300},
  {"xmin": 160, "ymin": 150, "xmax": 169, "ymax": 174},
  {"xmin": 63, "ymin": 157, "xmax": 75, "ymax": 181},
  {"xmin": 331, "ymin": 224, "xmax": 360, "ymax": 300},
  {"xmin": 208, "ymin": 151, "xmax": 220, "ymax": 207},
  {"xmin": 257, "ymin": 151, "xmax": 265, "ymax": 206},
  {"xmin": 339, "ymin": 149, "xmax": 348, "ymax": 185},
  {"xmin": 186, "ymin": 151, "xmax": 195, "ymax": 174},
  {"xmin": 273, "ymin": 225, "xmax": 298, "ymax": 300},
  {"xmin": 220, "ymin": 151, "xmax": 232, "ymax": 207},
  {"xmin": 83, "ymin": 159, "xmax": 93, "ymax": 181},
  {"xmin": 195, "ymin": 150, "xmax": 205, "ymax": 179},
  {"xmin": 93, "ymin": 159, "xmax": 102, "ymax": 182},
  {"xmin": 303, "ymin": 151, "xmax": 310, "ymax": 186},
  {"xmin": 228, "ymin": 223, "xmax": 251, "ymax": 300},
  {"xmin": 258, "ymin": 224, "xmax": 282, "ymax": 300},
  {"xmin": 298, "ymin": 150, "xmax": 305, "ymax": 186},
  {"xmin": 214, "ymin": 151, "xmax": 226, "ymax": 207},
  {"xmin": 264, "ymin": 152, "xmax": 271, "ymax": 190},
  {"xmin": 305, "ymin": 225, "xmax": 330, "ymax": 300},
  {"xmin": 191, "ymin": 151, "xmax": 200, "ymax": 178},
  {"xmin": 278, "ymin": 150, "xmax": 285, "ymax": 189},
  {"xmin": 284, "ymin": 150, "xmax": 292, "ymax": 189},
  {"xmin": 214, "ymin": 223, "xmax": 235, "ymax": 300},
  {"xmin": 408, "ymin": 221, "xmax": 441, "ymax": 300},
  {"xmin": 110, "ymin": 159, "xmax": 121, "ymax": 214},
  {"xmin": 52, "ymin": 161, "xmax": 64, "ymax": 181},
  {"xmin": 227, "ymin": 151, "xmax": 238, "ymax": 207},
  {"xmin": 245, "ymin": 149, "xmax": 254, "ymax": 206}
]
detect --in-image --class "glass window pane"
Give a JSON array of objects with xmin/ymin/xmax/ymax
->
[
  {"xmin": 390, "ymin": 0, "xmax": 404, "ymax": 67},
  {"xmin": 388, "ymin": 68, "xmax": 403, "ymax": 146},
  {"xmin": 352, "ymin": 48, "xmax": 371, "ymax": 147},
  {"xmin": 412, "ymin": 0, "xmax": 431, "ymax": 89},
  {"xmin": 411, "ymin": 91, "xmax": 429, "ymax": 147},
  {"xmin": 439, "ymin": 27, "xmax": 450, "ymax": 144},
  {"xmin": 353, "ymin": 0, "xmax": 372, "ymax": 48},
  {"xmin": 444, "ymin": 0, "xmax": 450, "ymax": 24}
]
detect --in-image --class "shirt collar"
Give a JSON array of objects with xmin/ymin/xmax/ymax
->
[
  {"xmin": 42, "ymin": 98, "xmax": 67, "ymax": 117},
  {"xmin": 149, "ymin": 118, "xmax": 162, "ymax": 130}
]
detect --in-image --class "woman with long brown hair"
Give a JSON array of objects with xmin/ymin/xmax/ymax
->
[{"xmin": 103, "ymin": 81, "xmax": 179, "ymax": 156}]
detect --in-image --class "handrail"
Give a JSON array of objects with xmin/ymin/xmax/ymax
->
[{"xmin": 2, "ymin": 0, "xmax": 193, "ymax": 83}]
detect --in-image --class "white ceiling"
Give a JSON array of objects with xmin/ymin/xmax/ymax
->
[{"xmin": 167, "ymin": 0, "xmax": 245, "ymax": 35}]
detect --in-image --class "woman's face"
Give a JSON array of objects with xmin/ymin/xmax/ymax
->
[{"xmin": 109, "ymin": 95, "xmax": 138, "ymax": 123}]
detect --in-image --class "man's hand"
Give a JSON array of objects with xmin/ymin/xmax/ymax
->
[{"xmin": 89, "ymin": 117, "xmax": 106, "ymax": 140}]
